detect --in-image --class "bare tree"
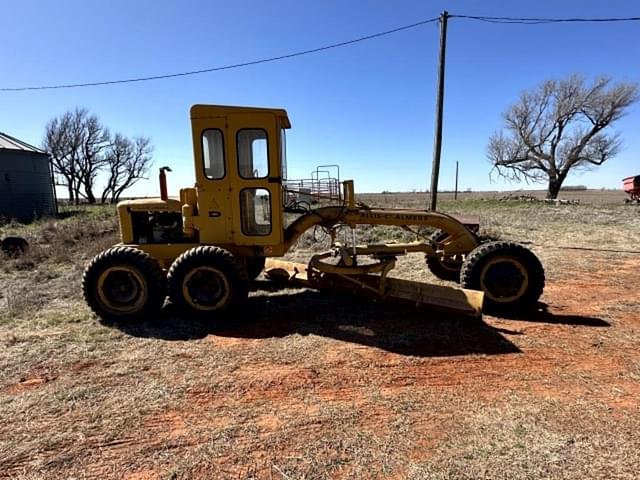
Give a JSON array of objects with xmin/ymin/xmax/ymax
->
[
  {"xmin": 44, "ymin": 108, "xmax": 152, "ymax": 205},
  {"xmin": 44, "ymin": 112, "xmax": 79, "ymax": 203},
  {"xmin": 101, "ymin": 134, "xmax": 153, "ymax": 204},
  {"xmin": 44, "ymin": 108, "xmax": 110, "ymax": 204},
  {"xmin": 75, "ymin": 110, "xmax": 110, "ymax": 204},
  {"xmin": 488, "ymin": 75, "xmax": 638, "ymax": 199}
]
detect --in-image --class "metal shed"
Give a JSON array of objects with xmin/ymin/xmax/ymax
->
[{"xmin": 0, "ymin": 132, "xmax": 56, "ymax": 222}]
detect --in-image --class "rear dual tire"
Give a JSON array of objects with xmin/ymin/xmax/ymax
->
[
  {"xmin": 167, "ymin": 246, "xmax": 249, "ymax": 319},
  {"xmin": 84, "ymin": 245, "xmax": 249, "ymax": 322},
  {"xmin": 82, "ymin": 246, "xmax": 166, "ymax": 321}
]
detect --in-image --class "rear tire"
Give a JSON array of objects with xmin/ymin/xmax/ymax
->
[
  {"xmin": 425, "ymin": 229, "xmax": 463, "ymax": 281},
  {"xmin": 167, "ymin": 246, "xmax": 248, "ymax": 319},
  {"xmin": 82, "ymin": 246, "xmax": 166, "ymax": 321},
  {"xmin": 460, "ymin": 241, "xmax": 545, "ymax": 315}
]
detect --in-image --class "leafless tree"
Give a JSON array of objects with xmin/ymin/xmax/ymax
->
[
  {"xmin": 488, "ymin": 75, "xmax": 638, "ymax": 198},
  {"xmin": 44, "ymin": 108, "xmax": 153, "ymax": 205},
  {"xmin": 101, "ymin": 134, "xmax": 153, "ymax": 204},
  {"xmin": 44, "ymin": 112, "xmax": 79, "ymax": 203},
  {"xmin": 44, "ymin": 108, "xmax": 109, "ymax": 204},
  {"xmin": 77, "ymin": 113, "xmax": 110, "ymax": 204}
]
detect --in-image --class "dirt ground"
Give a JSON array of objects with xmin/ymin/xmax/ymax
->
[{"xmin": 1, "ymin": 195, "xmax": 639, "ymax": 479}]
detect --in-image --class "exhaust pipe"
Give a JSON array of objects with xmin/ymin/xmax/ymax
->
[{"xmin": 159, "ymin": 166, "xmax": 172, "ymax": 201}]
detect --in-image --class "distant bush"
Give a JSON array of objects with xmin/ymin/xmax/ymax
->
[{"xmin": 560, "ymin": 185, "xmax": 587, "ymax": 191}]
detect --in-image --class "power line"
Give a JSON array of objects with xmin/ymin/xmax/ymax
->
[
  {"xmin": 452, "ymin": 14, "xmax": 640, "ymax": 24},
  {"xmin": 0, "ymin": 17, "xmax": 439, "ymax": 92},
  {"xmin": 2, "ymin": 13, "xmax": 639, "ymax": 92}
]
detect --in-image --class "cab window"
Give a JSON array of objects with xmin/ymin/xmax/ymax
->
[
  {"xmin": 202, "ymin": 129, "xmax": 225, "ymax": 179},
  {"xmin": 237, "ymin": 129, "xmax": 268, "ymax": 178},
  {"xmin": 240, "ymin": 188, "xmax": 271, "ymax": 235}
]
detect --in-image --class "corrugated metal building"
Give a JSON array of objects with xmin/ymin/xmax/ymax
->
[{"xmin": 0, "ymin": 132, "xmax": 56, "ymax": 221}]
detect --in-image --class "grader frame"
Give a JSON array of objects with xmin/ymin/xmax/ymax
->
[{"xmin": 82, "ymin": 105, "xmax": 545, "ymax": 322}]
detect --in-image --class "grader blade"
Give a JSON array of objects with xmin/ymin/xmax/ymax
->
[{"xmin": 264, "ymin": 259, "xmax": 484, "ymax": 318}]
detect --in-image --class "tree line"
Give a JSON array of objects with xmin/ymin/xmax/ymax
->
[{"xmin": 44, "ymin": 108, "xmax": 153, "ymax": 204}]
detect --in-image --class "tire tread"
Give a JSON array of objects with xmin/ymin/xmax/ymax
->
[
  {"xmin": 82, "ymin": 246, "xmax": 166, "ymax": 321},
  {"xmin": 425, "ymin": 229, "xmax": 463, "ymax": 282},
  {"xmin": 460, "ymin": 241, "xmax": 545, "ymax": 314},
  {"xmin": 167, "ymin": 246, "xmax": 248, "ymax": 318}
]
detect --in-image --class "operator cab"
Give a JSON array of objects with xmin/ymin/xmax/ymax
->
[
  {"xmin": 189, "ymin": 104, "xmax": 291, "ymax": 249},
  {"xmin": 116, "ymin": 105, "xmax": 291, "ymax": 252}
]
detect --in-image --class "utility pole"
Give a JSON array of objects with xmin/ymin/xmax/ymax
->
[
  {"xmin": 454, "ymin": 160, "xmax": 459, "ymax": 200},
  {"xmin": 429, "ymin": 10, "xmax": 449, "ymax": 211}
]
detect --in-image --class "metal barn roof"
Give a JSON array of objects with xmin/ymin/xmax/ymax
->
[{"xmin": 0, "ymin": 132, "xmax": 45, "ymax": 153}]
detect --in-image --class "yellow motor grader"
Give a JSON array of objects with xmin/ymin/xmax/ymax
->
[{"xmin": 82, "ymin": 105, "xmax": 544, "ymax": 321}]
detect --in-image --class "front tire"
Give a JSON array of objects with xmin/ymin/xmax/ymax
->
[
  {"xmin": 82, "ymin": 246, "xmax": 166, "ymax": 321},
  {"xmin": 460, "ymin": 241, "xmax": 545, "ymax": 315},
  {"xmin": 167, "ymin": 246, "xmax": 248, "ymax": 319}
]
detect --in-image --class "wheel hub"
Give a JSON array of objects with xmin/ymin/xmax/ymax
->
[
  {"xmin": 184, "ymin": 267, "xmax": 229, "ymax": 308},
  {"xmin": 99, "ymin": 269, "xmax": 143, "ymax": 308},
  {"xmin": 480, "ymin": 258, "xmax": 528, "ymax": 302}
]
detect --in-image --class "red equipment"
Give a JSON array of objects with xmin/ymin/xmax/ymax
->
[{"xmin": 623, "ymin": 175, "xmax": 640, "ymax": 203}]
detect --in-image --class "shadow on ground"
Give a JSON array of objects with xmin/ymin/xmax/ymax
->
[
  {"xmin": 505, "ymin": 302, "xmax": 610, "ymax": 327},
  {"xmin": 105, "ymin": 283, "xmax": 607, "ymax": 357}
]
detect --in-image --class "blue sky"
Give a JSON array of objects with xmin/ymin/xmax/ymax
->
[{"xmin": 1, "ymin": 0, "xmax": 638, "ymax": 197}]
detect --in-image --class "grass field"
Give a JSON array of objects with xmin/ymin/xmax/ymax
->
[
  {"xmin": 362, "ymin": 188, "xmax": 628, "ymax": 206},
  {"xmin": 1, "ymin": 191, "xmax": 639, "ymax": 479}
]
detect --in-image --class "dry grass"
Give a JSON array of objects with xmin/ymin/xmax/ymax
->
[
  {"xmin": 408, "ymin": 394, "xmax": 640, "ymax": 480},
  {"xmin": 1, "ymin": 194, "xmax": 639, "ymax": 479},
  {"xmin": 363, "ymin": 188, "xmax": 628, "ymax": 206}
]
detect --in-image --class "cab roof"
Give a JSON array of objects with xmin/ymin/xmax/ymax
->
[{"xmin": 190, "ymin": 104, "xmax": 291, "ymax": 128}]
